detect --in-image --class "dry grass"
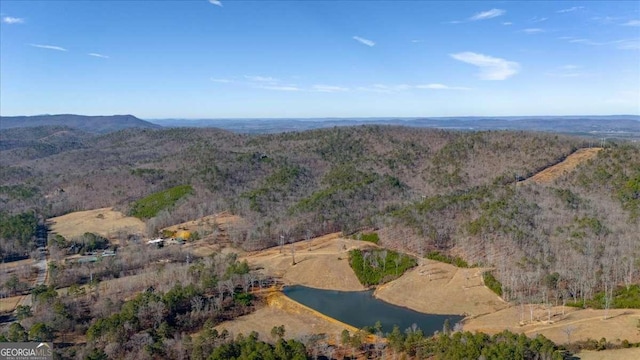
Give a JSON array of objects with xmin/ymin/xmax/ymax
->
[
  {"xmin": 216, "ymin": 291, "xmax": 357, "ymax": 341},
  {"xmin": 168, "ymin": 212, "xmax": 243, "ymax": 257},
  {"xmin": 162, "ymin": 212, "xmax": 240, "ymax": 234},
  {"xmin": 522, "ymin": 147, "xmax": 602, "ymax": 185},
  {"xmin": 464, "ymin": 306, "xmax": 640, "ymax": 345},
  {"xmin": 374, "ymin": 260, "xmax": 507, "ymax": 316},
  {"xmin": 577, "ymin": 348, "xmax": 640, "ymax": 360},
  {"xmin": 48, "ymin": 207, "xmax": 145, "ymax": 240},
  {"xmin": 243, "ymin": 233, "xmax": 370, "ymax": 291},
  {"xmin": 0, "ymin": 258, "xmax": 34, "ymax": 272},
  {"xmin": 0, "ymin": 295, "xmax": 23, "ymax": 312}
]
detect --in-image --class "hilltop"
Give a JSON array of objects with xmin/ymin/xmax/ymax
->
[{"xmin": 0, "ymin": 114, "xmax": 161, "ymax": 134}]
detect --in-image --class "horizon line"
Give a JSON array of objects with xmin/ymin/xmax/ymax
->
[{"xmin": 1, "ymin": 113, "xmax": 639, "ymax": 120}]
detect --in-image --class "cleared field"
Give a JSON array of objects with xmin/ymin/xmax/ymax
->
[
  {"xmin": 0, "ymin": 258, "xmax": 34, "ymax": 272},
  {"xmin": 167, "ymin": 212, "xmax": 243, "ymax": 257},
  {"xmin": 0, "ymin": 295, "xmax": 23, "ymax": 312},
  {"xmin": 374, "ymin": 260, "xmax": 507, "ymax": 316},
  {"xmin": 216, "ymin": 291, "xmax": 357, "ymax": 341},
  {"xmin": 464, "ymin": 306, "xmax": 640, "ymax": 345},
  {"xmin": 48, "ymin": 207, "xmax": 145, "ymax": 239},
  {"xmin": 0, "ymin": 258, "xmax": 36, "ymax": 285},
  {"xmin": 577, "ymin": 348, "xmax": 640, "ymax": 360},
  {"xmin": 243, "ymin": 233, "xmax": 370, "ymax": 291},
  {"xmin": 162, "ymin": 212, "xmax": 240, "ymax": 235},
  {"xmin": 521, "ymin": 147, "xmax": 602, "ymax": 185}
]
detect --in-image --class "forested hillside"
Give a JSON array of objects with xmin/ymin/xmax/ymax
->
[{"xmin": 1, "ymin": 125, "xmax": 638, "ymax": 307}]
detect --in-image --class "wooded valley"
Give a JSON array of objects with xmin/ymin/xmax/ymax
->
[{"xmin": 1, "ymin": 124, "xmax": 639, "ymax": 358}]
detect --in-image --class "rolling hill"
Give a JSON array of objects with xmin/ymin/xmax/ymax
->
[
  {"xmin": 0, "ymin": 114, "xmax": 161, "ymax": 134},
  {"xmin": 1, "ymin": 123, "xmax": 638, "ymax": 321}
]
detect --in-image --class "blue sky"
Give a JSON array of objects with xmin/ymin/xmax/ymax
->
[{"xmin": 1, "ymin": 0, "xmax": 639, "ymax": 118}]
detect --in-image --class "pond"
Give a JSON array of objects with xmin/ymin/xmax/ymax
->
[{"xmin": 283, "ymin": 285, "xmax": 464, "ymax": 334}]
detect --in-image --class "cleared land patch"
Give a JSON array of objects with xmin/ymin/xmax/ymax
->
[
  {"xmin": 0, "ymin": 295, "xmax": 23, "ymax": 312},
  {"xmin": 464, "ymin": 306, "xmax": 640, "ymax": 345},
  {"xmin": 374, "ymin": 259, "xmax": 507, "ymax": 317},
  {"xmin": 577, "ymin": 348, "xmax": 640, "ymax": 360},
  {"xmin": 170, "ymin": 212, "xmax": 244, "ymax": 257},
  {"xmin": 216, "ymin": 291, "xmax": 357, "ymax": 341},
  {"xmin": 522, "ymin": 147, "xmax": 602, "ymax": 185},
  {"xmin": 242, "ymin": 233, "xmax": 370, "ymax": 291},
  {"xmin": 162, "ymin": 212, "xmax": 240, "ymax": 234},
  {"xmin": 48, "ymin": 207, "xmax": 145, "ymax": 240}
]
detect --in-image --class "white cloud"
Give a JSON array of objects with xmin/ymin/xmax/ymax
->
[
  {"xmin": 415, "ymin": 83, "xmax": 470, "ymax": 90},
  {"xmin": 546, "ymin": 65, "xmax": 589, "ymax": 78},
  {"xmin": 244, "ymin": 75, "xmax": 278, "ymax": 82},
  {"xmin": 563, "ymin": 37, "xmax": 640, "ymax": 50},
  {"xmin": 208, "ymin": 0, "xmax": 222, "ymax": 7},
  {"xmin": 29, "ymin": 44, "xmax": 67, "ymax": 51},
  {"xmin": 2, "ymin": 16, "xmax": 24, "ymax": 24},
  {"xmin": 557, "ymin": 6, "xmax": 584, "ymax": 13},
  {"xmin": 375, "ymin": 84, "xmax": 410, "ymax": 91},
  {"xmin": 356, "ymin": 83, "xmax": 470, "ymax": 93},
  {"xmin": 614, "ymin": 39, "xmax": 640, "ymax": 50},
  {"xmin": 622, "ymin": 20, "xmax": 640, "ymax": 27},
  {"xmin": 502, "ymin": 22, "xmax": 513, "ymax": 26},
  {"xmin": 411, "ymin": 39, "xmax": 423, "ymax": 43},
  {"xmin": 591, "ymin": 16, "xmax": 623, "ymax": 24},
  {"xmin": 210, "ymin": 78, "xmax": 231, "ymax": 83},
  {"xmin": 88, "ymin": 53, "xmax": 109, "ymax": 58},
  {"xmin": 257, "ymin": 85, "xmax": 301, "ymax": 92},
  {"xmin": 243, "ymin": 75, "xmax": 302, "ymax": 90},
  {"xmin": 356, "ymin": 84, "xmax": 411, "ymax": 93},
  {"xmin": 353, "ymin": 36, "xmax": 375, "ymax": 47},
  {"xmin": 561, "ymin": 64, "xmax": 580, "ymax": 70},
  {"xmin": 569, "ymin": 38, "xmax": 604, "ymax": 46},
  {"xmin": 313, "ymin": 85, "xmax": 349, "ymax": 93},
  {"xmin": 470, "ymin": 9, "xmax": 506, "ymax": 21},
  {"xmin": 546, "ymin": 72, "xmax": 586, "ymax": 78},
  {"xmin": 530, "ymin": 16, "xmax": 548, "ymax": 23},
  {"xmin": 450, "ymin": 52, "xmax": 520, "ymax": 80},
  {"xmin": 522, "ymin": 28, "xmax": 545, "ymax": 34}
]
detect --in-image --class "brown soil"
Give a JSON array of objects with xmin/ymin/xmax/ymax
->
[
  {"xmin": 243, "ymin": 233, "xmax": 370, "ymax": 291},
  {"xmin": 464, "ymin": 306, "xmax": 640, "ymax": 345},
  {"xmin": 374, "ymin": 260, "xmax": 507, "ymax": 316},
  {"xmin": 521, "ymin": 147, "xmax": 602, "ymax": 185},
  {"xmin": 48, "ymin": 207, "xmax": 145, "ymax": 240}
]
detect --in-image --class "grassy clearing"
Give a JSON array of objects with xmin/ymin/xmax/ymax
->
[
  {"xmin": 129, "ymin": 185, "xmax": 193, "ymax": 219},
  {"xmin": 351, "ymin": 232, "xmax": 380, "ymax": 244},
  {"xmin": 349, "ymin": 248, "xmax": 416, "ymax": 286},
  {"xmin": 425, "ymin": 251, "xmax": 471, "ymax": 268},
  {"xmin": 567, "ymin": 285, "xmax": 640, "ymax": 309},
  {"xmin": 483, "ymin": 271, "xmax": 503, "ymax": 297}
]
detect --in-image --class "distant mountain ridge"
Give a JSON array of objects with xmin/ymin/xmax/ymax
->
[
  {"xmin": 150, "ymin": 115, "xmax": 640, "ymax": 139},
  {"xmin": 0, "ymin": 114, "xmax": 161, "ymax": 134}
]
